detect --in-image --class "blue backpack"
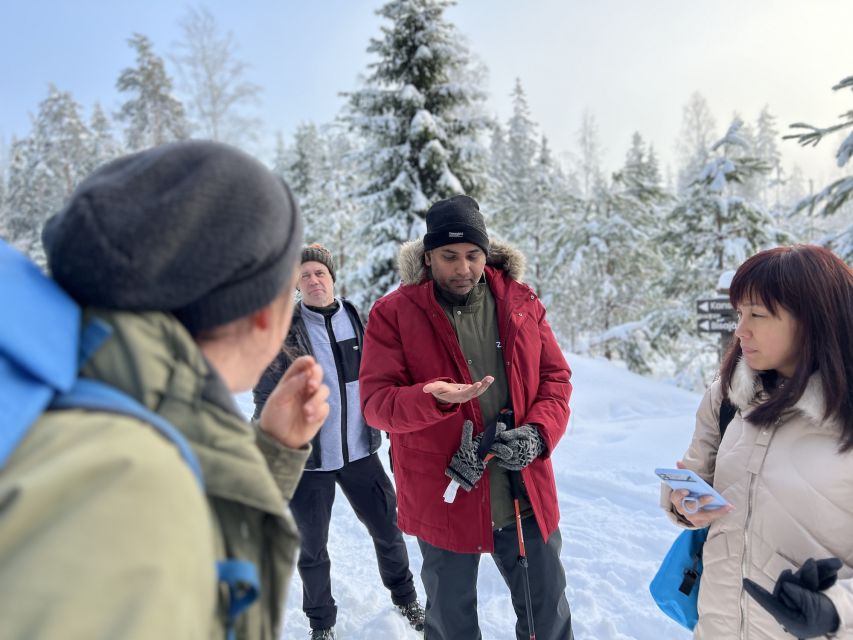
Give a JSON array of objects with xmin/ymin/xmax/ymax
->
[
  {"xmin": 0, "ymin": 239, "xmax": 257, "ymax": 640},
  {"xmin": 649, "ymin": 399, "xmax": 737, "ymax": 630}
]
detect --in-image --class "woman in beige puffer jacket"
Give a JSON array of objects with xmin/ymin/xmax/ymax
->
[{"xmin": 662, "ymin": 245, "xmax": 853, "ymax": 639}]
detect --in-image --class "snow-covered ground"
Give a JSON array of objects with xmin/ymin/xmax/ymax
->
[{"xmin": 236, "ymin": 353, "xmax": 700, "ymax": 639}]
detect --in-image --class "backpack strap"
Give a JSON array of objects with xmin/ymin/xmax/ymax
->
[
  {"xmin": 217, "ymin": 560, "xmax": 260, "ymax": 640},
  {"xmin": 49, "ymin": 378, "xmax": 204, "ymax": 488},
  {"xmin": 52, "ymin": 377, "xmax": 262, "ymax": 633},
  {"xmin": 719, "ymin": 397, "xmax": 737, "ymax": 439}
]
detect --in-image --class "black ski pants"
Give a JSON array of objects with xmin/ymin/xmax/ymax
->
[
  {"xmin": 418, "ymin": 516, "xmax": 573, "ymax": 640},
  {"xmin": 289, "ymin": 452, "xmax": 416, "ymax": 630}
]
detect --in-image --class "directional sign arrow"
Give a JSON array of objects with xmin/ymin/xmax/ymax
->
[
  {"xmin": 697, "ymin": 298, "xmax": 734, "ymax": 315},
  {"xmin": 697, "ymin": 316, "xmax": 737, "ymax": 333}
]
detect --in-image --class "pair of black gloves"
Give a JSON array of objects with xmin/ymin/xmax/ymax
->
[
  {"xmin": 744, "ymin": 557, "xmax": 843, "ymax": 639},
  {"xmin": 445, "ymin": 419, "xmax": 543, "ymax": 492}
]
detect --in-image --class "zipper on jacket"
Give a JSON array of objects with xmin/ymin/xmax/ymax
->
[
  {"xmin": 324, "ymin": 314, "xmax": 349, "ymax": 465},
  {"xmin": 739, "ymin": 471, "xmax": 757, "ymax": 639}
]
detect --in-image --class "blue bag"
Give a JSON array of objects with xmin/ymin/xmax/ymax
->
[
  {"xmin": 0, "ymin": 240, "xmax": 257, "ymax": 640},
  {"xmin": 649, "ymin": 398, "xmax": 736, "ymax": 630},
  {"xmin": 649, "ymin": 527, "xmax": 708, "ymax": 629}
]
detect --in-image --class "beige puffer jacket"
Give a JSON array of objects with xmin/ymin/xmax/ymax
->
[{"xmin": 662, "ymin": 359, "xmax": 853, "ymax": 639}]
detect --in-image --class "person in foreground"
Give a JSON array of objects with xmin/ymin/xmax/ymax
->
[
  {"xmin": 359, "ymin": 195, "xmax": 574, "ymax": 640},
  {"xmin": 253, "ymin": 244, "xmax": 425, "ymax": 639},
  {"xmin": 0, "ymin": 141, "xmax": 329, "ymax": 639},
  {"xmin": 662, "ymin": 244, "xmax": 853, "ymax": 639}
]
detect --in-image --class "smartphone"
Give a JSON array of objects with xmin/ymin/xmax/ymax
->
[{"xmin": 655, "ymin": 467, "xmax": 729, "ymax": 512}]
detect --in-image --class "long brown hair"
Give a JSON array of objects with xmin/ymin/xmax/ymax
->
[{"xmin": 720, "ymin": 245, "xmax": 853, "ymax": 450}]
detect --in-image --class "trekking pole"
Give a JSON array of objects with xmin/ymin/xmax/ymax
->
[
  {"xmin": 509, "ymin": 468, "xmax": 536, "ymax": 640},
  {"xmin": 497, "ymin": 408, "xmax": 536, "ymax": 640}
]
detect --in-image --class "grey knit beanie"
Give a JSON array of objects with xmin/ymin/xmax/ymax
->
[
  {"xmin": 42, "ymin": 140, "xmax": 303, "ymax": 335},
  {"xmin": 301, "ymin": 243, "xmax": 336, "ymax": 282}
]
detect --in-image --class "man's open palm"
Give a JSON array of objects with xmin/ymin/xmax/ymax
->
[{"xmin": 423, "ymin": 376, "xmax": 495, "ymax": 404}]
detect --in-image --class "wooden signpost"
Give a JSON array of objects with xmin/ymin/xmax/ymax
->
[{"xmin": 697, "ymin": 272, "xmax": 737, "ymax": 361}]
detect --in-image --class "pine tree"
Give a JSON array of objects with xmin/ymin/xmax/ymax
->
[
  {"xmin": 676, "ymin": 92, "xmax": 717, "ymax": 195},
  {"xmin": 655, "ymin": 118, "xmax": 788, "ymax": 385},
  {"xmin": 88, "ymin": 102, "xmax": 122, "ymax": 171},
  {"xmin": 484, "ymin": 121, "xmax": 508, "ymax": 205},
  {"xmin": 785, "ymin": 75, "xmax": 853, "ymax": 262},
  {"xmin": 271, "ymin": 131, "xmax": 289, "ymax": 179},
  {"xmin": 313, "ymin": 128, "xmax": 365, "ymax": 299},
  {"xmin": 726, "ymin": 112, "xmax": 761, "ymax": 202},
  {"xmin": 667, "ymin": 118, "xmax": 781, "ymax": 286},
  {"xmin": 575, "ymin": 109, "xmax": 603, "ymax": 199},
  {"xmin": 488, "ymin": 79, "xmax": 538, "ymax": 269},
  {"xmin": 286, "ymin": 122, "xmax": 324, "ymax": 238},
  {"xmin": 562, "ymin": 133, "xmax": 668, "ymax": 372},
  {"xmin": 754, "ymin": 105, "xmax": 783, "ymax": 211},
  {"xmin": 344, "ymin": 0, "xmax": 490, "ymax": 308},
  {"xmin": 171, "ymin": 6, "xmax": 261, "ymax": 146},
  {"xmin": 117, "ymin": 33, "xmax": 188, "ymax": 151},
  {"xmin": 4, "ymin": 86, "xmax": 92, "ymax": 265},
  {"xmin": 527, "ymin": 135, "xmax": 565, "ymax": 299}
]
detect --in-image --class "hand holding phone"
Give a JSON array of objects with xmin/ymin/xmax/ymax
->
[{"xmin": 655, "ymin": 467, "xmax": 729, "ymax": 513}]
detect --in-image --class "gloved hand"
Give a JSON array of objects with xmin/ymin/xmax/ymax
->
[
  {"xmin": 488, "ymin": 422, "xmax": 543, "ymax": 471},
  {"xmin": 445, "ymin": 420, "xmax": 485, "ymax": 492},
  {"xmin": 743, "ymin": 557, "xmax": 842, "ymax": 639}
]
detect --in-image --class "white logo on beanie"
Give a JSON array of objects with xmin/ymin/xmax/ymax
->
[{"xmin": 448, "ymin": 231, "xmax": 464, "ymax": 238}]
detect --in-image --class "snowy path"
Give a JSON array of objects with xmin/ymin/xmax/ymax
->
[{"xmin": 237, "ymin": 354, "xmax": 698, "ymax": 639}]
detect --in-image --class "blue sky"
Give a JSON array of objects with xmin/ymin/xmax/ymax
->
[{"xmin": 2, "ymin": 1, "xmax": 851, "ymax": 180}]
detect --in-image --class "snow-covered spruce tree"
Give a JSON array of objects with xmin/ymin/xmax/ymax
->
[
  {"xmin": 785, "ymin": 75, "xmax": 853, "ymax": 262},
  {"xmin": 117, "ymin": 33, "xmax": 188, "ymax": 151},
  {"xmin": 4, "ymin": 86, "xmax": 92, "ymax": 266},
  {"xmin": 271, "ymin": 131, "xmax": 289, "ymax": 179},
  {"xmin": 343, "ymin": 0, "xmax": 490, "ymax": 309},
  {"xmin": 171, "ymin": 6, "xmax": 261, "ymax": 146},
  {"xmin": 575, "ymin": 109, "xmax": 604, "ymax": 200},
  {"xmin": 655, "ymin": 118, "xmax": 789, "ymax": 387},
  {"xmin": 725, "ymin": 112, "xmax": 761, "ymax": 203},
  {"xmin": 675, "ymin": 92, "xmax": 717, "ymax": 196},
  {"xmin": 312, "ymin": 128, "xmax": 366, "ymax": 299},
  {"xmin": 88, "ymin": 102, "xmax": 122, "ymax": 171},
  {"xmin": 754, "ymin": 105, "xmax": 783, "ymax": 212},
  {"xmin": 559, "ymin": 133, "xmax": 669, "ymax": 373},
  {"xmin": 282, "ymin": 122, "xmax": 324, "ymax": 242},
  {"xmin": 485, "ymin": 82, "xmax": 582, "ymax": 314},
  {"xmin": 489, "ymin": 79, "xmax": 536, "ymax": 227},
  {"xmin": 483, "ymin": 120, "xmax": 508, "ymax": 205},
  {"xmin": 528, "ymin": 135, "xmax": 571, "ymax": 302},
  {"xmin": 281, "ymin": 123, "xmax": 366, "ymax": 297}
]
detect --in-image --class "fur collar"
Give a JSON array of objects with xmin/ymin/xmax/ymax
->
[
  {"xmin": 398, "ymin": 238, "xmax": 526, "ymax": 286},
  {"xmin": 728, "ymin": 358, "xmax": 839, "ymax": 429}
]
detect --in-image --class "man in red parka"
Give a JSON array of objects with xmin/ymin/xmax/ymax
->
[{"xmin": 359, "ymin": 195, "xmax": 573, "ymax": 639}]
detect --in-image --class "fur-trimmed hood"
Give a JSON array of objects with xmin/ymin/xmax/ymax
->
[
  {"xmin": 398, "ymin": 238, "xmax": 526, "ymax": 286},
  {"xmin": 728, "ymin": 357, "xmax": 840, "ymax": 430}
]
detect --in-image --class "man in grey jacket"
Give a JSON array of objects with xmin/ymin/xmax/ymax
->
[{"xmin": 253, "ymin": 244, "xmax": 424, "ymax": 640}]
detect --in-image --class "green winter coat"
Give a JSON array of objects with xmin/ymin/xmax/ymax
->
[{"xmin": 0, "ymin": 309, "xmax": 308, "ymax": 639}]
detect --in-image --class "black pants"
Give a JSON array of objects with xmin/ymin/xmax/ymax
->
[
  {"xmin": 418, "ymin": 516, "xmax": 573, "ymax": 640},
  {"xmin": 289, "ymin": 453, "xmax": 416, "ymax": 629}
]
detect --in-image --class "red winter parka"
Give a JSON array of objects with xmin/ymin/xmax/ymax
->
[{"xmin": 359, "ymin": 239, "xmax": 571, "ymax": 553}]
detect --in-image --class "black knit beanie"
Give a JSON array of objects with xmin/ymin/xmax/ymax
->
[
  {"xmin": 301, "ymin": 244, "xmax": 336, "ymax": 282},
  {"xmin": 423, "ymin": 195, "xmax": 489, "ymax": 254},
  {"xmin": 42, "ymin": 140, "xmax": 303, "ymax": 335}
]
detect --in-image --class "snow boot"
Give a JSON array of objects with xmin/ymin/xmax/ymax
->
[
  {"xmin": 398, "ymin": 600, "xmax": 426, "ymax": 632},
  {"xmin": 309, "ymin": 628, "xmax": 336, "ymax": 640}
]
